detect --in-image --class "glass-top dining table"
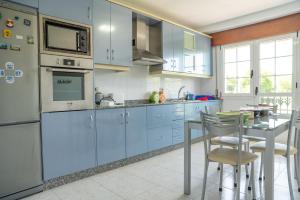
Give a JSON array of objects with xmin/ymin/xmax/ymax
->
[{"xmin": 183, "ymin": 116, "xmax": 293, "ymax": 200}]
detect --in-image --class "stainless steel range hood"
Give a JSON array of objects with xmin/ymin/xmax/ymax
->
[{"xmin": 132, "ymin": 15, "xmax": 166, "ymax": 66}]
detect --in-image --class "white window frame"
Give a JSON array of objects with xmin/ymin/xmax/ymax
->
[{"xmin": 220, "ymin": 41, "xmax": 254, "ymax": 97}]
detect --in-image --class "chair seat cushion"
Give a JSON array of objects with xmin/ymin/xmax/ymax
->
[
  {"xmin": 208, "ymin": 148, "xmax": 258, "ymax": 165},
  {"xmin": 250, "ymin": 141, "xmax": 297, "ymax": 156},
  {"xmin": 211, "ymin": 136, "xmax": 249, "ymax": 147}
]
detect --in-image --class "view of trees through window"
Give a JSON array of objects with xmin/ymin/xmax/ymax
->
[{"xmin": 224, "ymin": 45, "xmax": 251, "ymax": 94}]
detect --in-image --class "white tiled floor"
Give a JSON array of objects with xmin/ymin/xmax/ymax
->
[{"xmin": 22, "ymin": 142, "xmax": 300, "ymax": 200}]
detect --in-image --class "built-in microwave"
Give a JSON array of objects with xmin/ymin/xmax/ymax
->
[
  {"xmin": 40, "ymin": 15, "xmax": 92, "ymax": 58},
  {"xmin": 40, "ymin": 55, "xmax": 93, "ymax": 112}
]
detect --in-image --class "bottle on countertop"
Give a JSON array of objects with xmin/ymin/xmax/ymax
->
[{"xmin": 159, "ymin": 88, "xmax": 166, "ymax": 103}]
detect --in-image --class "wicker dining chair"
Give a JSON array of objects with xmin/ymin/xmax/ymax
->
[
  {"xmin": 201, "ymin": 112, "xmax": 258, "ymax": 200},
  {"xmin": 250, "ymin": 110, "xmax": 300, "ymax": 200}
]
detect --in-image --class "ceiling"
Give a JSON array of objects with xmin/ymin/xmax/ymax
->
[{"xmin": 114, "ymin": 0, "xmax": 296, "ymax": 30}]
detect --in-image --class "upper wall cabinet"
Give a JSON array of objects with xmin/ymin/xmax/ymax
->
[
  {"xmin": 162, "ymin": 21, "xmax": 184, "ymax": 72},
  {"xmin": 93, "ymin": 0, "xmax": 132, "ymax": 67},
  {"xmin": 9, "ymin": 0, "xmax": 38, "ymax": 8},
  {"xmin": 195, "ymin": 34, "xmax": 212, "ymax": 76},
  {"xmin": 39, "ymin": 0, "xmax": 93, "ymax": 25}
]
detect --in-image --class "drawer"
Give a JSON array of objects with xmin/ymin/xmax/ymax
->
[{"xmin": 147, "ymin": 105, "xmax": 172, "ymax": 129}]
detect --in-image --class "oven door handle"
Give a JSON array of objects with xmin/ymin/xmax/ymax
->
[{"xmin": 46, "ymin": 67, "xmax": 90, "ymax": 74}]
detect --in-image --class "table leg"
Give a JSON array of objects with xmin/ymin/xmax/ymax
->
[
  {"xmin": 184, "ymin": 122, "xmax": 191, "ymax": 195},
  {"xmin": 264, "ymin": 132, "xmax": 275, "ymax": 200}
]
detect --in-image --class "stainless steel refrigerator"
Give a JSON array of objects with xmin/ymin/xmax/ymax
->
[{"xmin": 0, "ymin": 1, "xmax": 43, "ymax": 199}]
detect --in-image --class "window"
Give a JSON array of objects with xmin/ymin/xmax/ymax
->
[
  {"xmin": 259, "ymin": 38, "xmax": 293, "ymax": 93},
  {"xmin": 224, "ymin": 45, "xmax": 251, "ymax": 94},
  {"xmin": 258, "ymin": 38, "xmax": 293, "ymax": 114}
]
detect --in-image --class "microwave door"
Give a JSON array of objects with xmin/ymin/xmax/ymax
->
[{"xmin": 47, "ymin": 24, "xmax": 78, "ymax": 51}]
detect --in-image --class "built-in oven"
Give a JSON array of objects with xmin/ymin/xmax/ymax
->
[
  {"xmin": 40, "ymin": 55, "xmax": 93, "ymax": 112},
  {"xmin": 40, "ymin": 15, "xmax": 92, "ymax": 58}
]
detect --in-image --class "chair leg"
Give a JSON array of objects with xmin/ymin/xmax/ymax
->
[
  {"xmin": 259, "ymin": 153, "xmax": 264, "ymax": 181},
  {"xmin": 236, "ymin": 164, "xmax": 241, "ymax": 200},
  {"xmin": 233, "ymin": 166, "xmax": 237, "ymax": 187},
  {"xmin": 251, "ymin": 161, "xmax": 256, "ymax": 200},
  {"xmin": 201, "ymin": 160, "xmax": 209, "ymax": 200},
  {"xmin": 295, "ymin": 154, "xmax": 300, "ymax": 192},
  {"xmin": 244, "ymin": 143, "xmax": 250, "ymax": 178},
  {"xmin": 219, "ymin": 163, "xmax": 223, "ymax": 191},
  {"xmin": 287, "ymin": 156, "xmax": 295, "ymax": 200}
]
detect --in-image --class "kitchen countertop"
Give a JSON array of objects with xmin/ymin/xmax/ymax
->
[{"xmin": 95, "ymin": 99, "xmax": 222, "ymax": 110}]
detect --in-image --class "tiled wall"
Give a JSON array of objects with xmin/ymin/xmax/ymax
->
[{"xmin": 94, "ymin": 66, "xmax": 207, "ymax": 103}]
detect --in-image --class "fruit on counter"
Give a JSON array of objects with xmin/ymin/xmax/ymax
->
[
  {"xmin": 149, "ymin": 91, "xmax": 159, "ymax": 104},
  {"xmin": 159, "ymin": 88, "xmax": 166, "ymax": 103}
]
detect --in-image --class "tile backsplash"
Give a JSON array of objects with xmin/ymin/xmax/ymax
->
[{"xmin": 94, "ymin": 66, "xmax": 204, "ymax": 103}]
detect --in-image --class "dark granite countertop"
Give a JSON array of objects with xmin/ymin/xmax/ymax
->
[{"xmin": 95, "ymin": 99, "xmax": 222, "ymax": 110}]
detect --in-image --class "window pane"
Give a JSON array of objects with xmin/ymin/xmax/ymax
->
[
  {"xmin": 237, "ymin": 61, "xmax": 250, "ymax": 78},
  {"xmin": 195, "ymin": 53, "xmax": 204, "ymax": 66},
  {"xmin": 225, "ymin": 78, "xmax": 237, "ymax": 93},
  {"xmin": 225, "ymin": 63, "xmax": 236, "ymax": 78},
  {"xmin": 260, "ymin": 41, "xmax": 275, "ymax": 59},
  {"xmin": 238, "ymin": 78, "xmax": 250, "ymax": 93},
  {"xmin": 225, "ymin": 48, "xmax": 236, "ymax": 63},
  {"xmin": 260, "ymin": 76, "xmax": 275, "ymax": 93},
  {"xmin": 276, "ymin": 75, "xmax": 292, "ymax": 93},
  {"xmin": 260, "ymin": 58, "xmax": 275, "ymax": 76},
  {"xmin": 184, "ymin": 54, "xmax": 194, "ymax": 71},
  {"xmin": 237, "ymin": 45, "xmax": 250, "ymax": 61},
  {"xmin": 276, "ymin": 38, "xmax": 293, "ymax": 57},
  {"xmin": 276, "ymin": 56, "xmax": 292, "ymax": 75}
]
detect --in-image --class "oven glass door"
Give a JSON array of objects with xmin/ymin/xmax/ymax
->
[{"xmin": 52, "ymin": 71, "xmax": 84, "ymax": 101}]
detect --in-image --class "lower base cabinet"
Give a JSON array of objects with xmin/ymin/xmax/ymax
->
[
  {"xmin": 172, "ymin": 120, "xmax": 184, "ymax": 144},
  {"xmin": 125, "ymin": 107, "xmax": 147, "ymax": 157},
  {"xmin": 96, "ymin": 109, "xmax": 126, "ymax": 165},
  {"xmin": 42, "ymin": 110, "xmax": 97, "ymax": 180},
  {"xmin": 147, "ymin": 126, "xmax": 172, "ymax": 151}
]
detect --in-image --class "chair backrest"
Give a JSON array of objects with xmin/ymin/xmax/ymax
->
[
  {"xmin": 201, "ymin": 111, "xmax": 244, "ymax": 161},
  {"xmin": 204, "ymin": 103, "xmax": 222, "ymax": 115},
  {"xmin": 286, "ymin": 110, "xmax": 300, "ymax": 156}
]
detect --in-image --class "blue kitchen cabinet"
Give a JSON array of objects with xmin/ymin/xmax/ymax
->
[
  {"xmin": 173, "ymin": 25, "xmax": 184, "ymax": 72},
  {"xmin": 110, "ymin": 3, "xmax": 132, "ymax": 66},
  {"xmin": 172, "ymin": 120, "xmax": 184, "ymax": 144},
  {"xmin": 162, "ymin": 22, "xmax": 174, "ymax": 71},
  {"xmin": 93, "ymin": 0, "xmax": 111, "ymax": 65},
  {"xmin": 195, "ymin": 34, "xmax": 212, "ymax": 76},
  {"xmin": 93, "ymin": 0, "xmax": 132, "ymax": 67},
  {"xmin": 147, "ymin": 104, "xmax": 173, "ymax": 129},
  {"xmin": 125, "ymin": 107, "xmax": 147, "ymax": 157},
  {"xmin": 39, "ymin": 0, "xmax": 93, "ymax": 25},
  {"xmin": 42, "ymin": 110, "xmax": 97, "ymax": 180},
  {"xmin": 184, "ymin": 103, "xmax": 206, "ymax": 139},
  {"xmin": 162, "ymin": 22, "xmax": 184, "ymax": 72},
  {"xmin": 172, "ymin": 104, "xmax": 184, "ymax": 144},
  {"xmin": 96, "ymin": 108, "xmax": 126, "ymax": 165},
  {"xmin": 146, "ymin": 105, "xmax": 173, "ymax": 151},
  {"xmin": 9, "ymin": 0, "xmax": 38, "ymax": 7},
  {"xmin": 147, "ymin": 126, "xmax": 172, "ymax": 151}
]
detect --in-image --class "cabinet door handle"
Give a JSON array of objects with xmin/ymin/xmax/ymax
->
[
  {"xmin": 88, "ymin": 6, "xmax": 91, "ymax": 20},
  {"xmin": 125, "ymin": 112, "xmax": 129, "ymax": 124},
  {"xmin": 255, "ymin": 87, "xmax": 259, "ymax": 96},
  {"xmin": 120, "ymin": 113, "xmax": 125, "ymax": 124},
  {"xmin": 89, "ymin": 114, "xmax": 94, "ymax": 128},
  {"xmin": 106, "ymin": 49, "xmax": 110, "ymax": 60},
  {"xmin": 111, "ymin": 49, "xmax": 114, "ymax": 60}
]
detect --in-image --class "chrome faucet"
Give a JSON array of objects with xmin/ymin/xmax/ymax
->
[{"xmin": 178, "ymin": 86, "xmax": 186, "ymax": 100}]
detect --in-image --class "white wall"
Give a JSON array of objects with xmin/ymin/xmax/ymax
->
[{"xmin": 94, "ymin": 66, "xmax": 205, "ymax": 103}]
